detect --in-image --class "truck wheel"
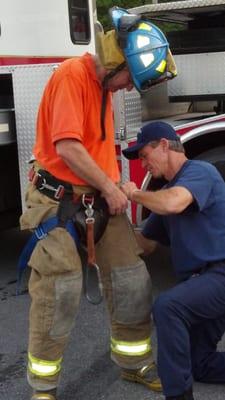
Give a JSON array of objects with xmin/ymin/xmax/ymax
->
[
  {"xmin": 194, "ymin": 145, "xmax": 225, "ymax": 181},
  {"xmin": 136, "ymin": 174, "xmax": 167, "ymax": 226}
]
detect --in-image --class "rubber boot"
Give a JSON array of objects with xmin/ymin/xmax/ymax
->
[
  {"xmin": 166, "ymin": 386, "xmax": 194, "ymax": 400},
  {"xmin": 31, "ymin": 388, "xmax": 57, "ymax": 400},
  {"xmin": 121, "ymin": 361, "xmax": 162, "ymax": 392}
]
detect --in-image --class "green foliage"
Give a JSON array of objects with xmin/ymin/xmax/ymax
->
[
  {"xmin": 96, "ymin": 0, "xmax": 183, "ymax": 33},
  {"xmin": 96, "ymin": 0, "xmax": 148, "ymax": 31}
]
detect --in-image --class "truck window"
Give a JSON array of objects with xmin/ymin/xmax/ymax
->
[{"xmin": 68, "ymin": 0, "xmax": 90, "ymax": 44}]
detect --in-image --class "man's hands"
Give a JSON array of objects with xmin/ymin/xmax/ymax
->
[
  {"xmin": 121, "ymin": 180, "xmax": 194, "ymax": 215},
  {"xmin": 102, "ymin": 183, "xmax": 128, "ymax": 215},
  {"xmin": 121, "ymin": 181, "xmax": 140, "ymax": 201},
  {"xmin": 56, "ymin": 139, "xmax": 128, "ymax": 216}
]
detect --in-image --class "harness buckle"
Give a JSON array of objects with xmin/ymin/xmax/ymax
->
[
  {"xmin": 35, "ymin": 225, "xmax": 48, "ymax": 240},
  {"xmin": 29, "ymin": 168, "xmax": 41, "ymax": 186},
  {"xmin": 37, "ymin": 178, "xmax": 65, "ymax": 200},
  {"xmin": 55, "ymin": 185, "xmax": 65, "ymax": 200},
  {"xmin": 38, "ymin": 177, "xmax": 47, "ymax": 191},
  {"xmin": 82, "ymin": 193, "xmax": 94, "ymax": 207}
]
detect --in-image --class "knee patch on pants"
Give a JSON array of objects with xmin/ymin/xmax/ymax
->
[
  {"xmin": 111, "ymin": 260, "xmax": 152, "ymax": 324},
  {"xmin": 50, "ymin": 271, "xmax": 82, "ymax": 338}
]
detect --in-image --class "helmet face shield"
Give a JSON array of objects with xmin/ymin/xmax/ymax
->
[
  {"xmin": 110, "ymin": 7, "xmax": 177, "ymax": 93},
  {"xmin": 109, "ymin": 7, "xmax": 130, "ymax": 30}
]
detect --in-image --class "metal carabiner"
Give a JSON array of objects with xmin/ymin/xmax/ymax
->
[
  {"xmin": 82, "ymin": 194, "xmax": 95, "ymax": 220},
  {"xmin": 82, "ymin": 193, "xmax": 94, "ymax": 208}
]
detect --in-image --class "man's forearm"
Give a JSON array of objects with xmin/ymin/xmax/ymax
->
[
  {"xmin": 131, "ymin": 189, "xmax": 171, "ymax": 215},
  {"xmin": 56, "ymin": 139, "xmax": 115, "ymax": 194},
  {"xmin": 130, "ymin": 186, "xmax": 193, "ymax": 215},
  {"xmin": 56, "ymin": 138, "xmax": 128, "ymax": 215}
]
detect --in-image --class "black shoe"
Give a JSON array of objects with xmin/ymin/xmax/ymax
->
[
  {"xmin": 166, "ymin": 386, "xmax": 194, "ymax": 400},
  {"xmin": 121, "ymin": 362, "xmax": 162, "ymax": 392},
  {"xmin": 31, "ymin": 388, "xmax": 57, "ymax": 400}
]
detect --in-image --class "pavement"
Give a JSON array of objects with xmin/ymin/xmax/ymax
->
[{"xmin": 0, "ymin": 227, "xmax": 224, "ymax": 400}]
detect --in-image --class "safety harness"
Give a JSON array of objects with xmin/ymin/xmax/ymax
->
[{"xmin": 17, "ymin": 167, "xmax": 109, "ymax": 304}]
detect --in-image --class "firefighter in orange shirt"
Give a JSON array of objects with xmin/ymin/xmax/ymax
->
[{"xmin": 19, "ymin": 7, "xmax": 177, "ymax": 400}]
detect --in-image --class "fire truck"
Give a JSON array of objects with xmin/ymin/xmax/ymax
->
[
  {"xmin": 115, "ymin": 0, "xmax": 225, "ymax": 224},
  {"xmin": 0, "ymin": 0, "xmax": 97, "ymax": 229},
  {"xmin": 1, "ymin": 0, "xmax": 225, "ymax": 230}
]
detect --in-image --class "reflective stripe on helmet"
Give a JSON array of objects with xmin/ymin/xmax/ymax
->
[
  {"xmin": 137, "ymin": 35, "xmax": 151, "ymax": 49},
  {"xmin": 156, "ymin": 59, "xmax": 167, "ymax": 73},
  {"xmin": 28, "ymin": 353, "xmax": 62, "ymax": 377},
  {"xmin": 111, "ymin": 337, "xmax": 151, "ymax": 356},
  {"xmin": 140, "ymin": 53, "xmax": 154, "ymax": 67},
  {"xmin": 139, "ymin": 22, "xmax": 152, "ymax": 32}
]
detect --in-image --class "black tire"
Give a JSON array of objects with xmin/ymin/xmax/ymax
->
[
  {"xmin": 143, "ymin": 178, "xmax": 166, "ymax": 220},
  {"xmin": 194, "ymin": 146, "xmax": 225, "ymax": 181}
]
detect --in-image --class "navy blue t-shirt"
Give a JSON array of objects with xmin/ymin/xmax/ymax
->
[{"xmin": 142, "ymin": 160, "xmax": 225, "ymax": 281}]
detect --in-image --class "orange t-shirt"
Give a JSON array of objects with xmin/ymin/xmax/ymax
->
[{"xmin": 33, "ymin": 53, "xmax": 120, "ymax": 185}]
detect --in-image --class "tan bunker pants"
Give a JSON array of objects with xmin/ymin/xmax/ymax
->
[{"xmin": 20, "ymin": 184, "xmax": 153, "ymax": 391}]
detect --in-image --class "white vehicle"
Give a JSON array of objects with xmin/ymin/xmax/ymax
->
[
  {"xmin": 0, "ymin": 0, "xmax": 97, "ymax": 229},
  {"xmin": 1, "ymin": 0, "xmax": 225, "ymax": 230}
]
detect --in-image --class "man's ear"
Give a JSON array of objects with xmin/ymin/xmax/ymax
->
[{"xmin": 160, "ymin": 138, "xmax": 169, "ymax": 152}]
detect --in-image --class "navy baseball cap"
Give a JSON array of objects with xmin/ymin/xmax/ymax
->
[{"xmin": 122, "ymin": 121, "xmax": 180, "ymax": 160}]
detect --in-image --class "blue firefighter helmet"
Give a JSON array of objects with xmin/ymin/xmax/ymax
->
[{"xmin": 109, "ymin": 7, "xmax": 173, "ymax": 92}]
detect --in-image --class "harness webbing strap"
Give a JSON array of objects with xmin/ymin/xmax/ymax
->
[
  {"xmin": 17, "ymin": 216, "xmax": 79, "ymax": 295},
  {"xmin": 101, "ymin": 61, "xmax": 126, "ymax": 140},
  {"xmin": 86, "ymin": 220, "xmax": 96, "ymax": 266}
]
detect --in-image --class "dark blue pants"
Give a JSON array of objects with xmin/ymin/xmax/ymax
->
[{"xmin": 152, "ymin": 265, "xmax": 225, "ymax": 397}]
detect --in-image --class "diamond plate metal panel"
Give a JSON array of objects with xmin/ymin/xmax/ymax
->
[
  {"xmin": 168, "ymin": 52, "xmax": 225, "ymax": 98},
  {"xmin": 120, "ymin": 141, "xmax": 132, "ymax": 220},
  {"xmin": 120, "ymin": 141, "xmax": 131, "ymax": 184},
  {"xmin": 13, "ymin": 64, "xmax": 57, "ymax": 210},
  {"xmin": 124, "ymin": 90, "xmax": 142, "ymax": 138},
  {"xmin": 5, "ymin": 64, "xmax": 57, "ymax": 211},
  {"xmin": 113, "ymin": 89, "xmax": 142, "ymax": 140},
  {"xmin": 113, "ymin": 91, "xmax": 126, "ymax": 139}
]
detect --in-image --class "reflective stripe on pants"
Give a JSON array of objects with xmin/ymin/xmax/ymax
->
[
  {"xmin": 28, "ymin": 353, "xmax": 62, "ymax": 377},
  {"xmin": 111, "ymin": 337, "xmax": 152, "ymax": 357}
]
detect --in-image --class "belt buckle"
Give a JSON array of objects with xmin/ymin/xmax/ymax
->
[
  {"xmin": 35, "ymin": 225, "xmax": 47, "ymax": 240},
  {"xmin": 28, "ymin": 168, "xmax": 42, "ymax": 186},
  {"xmin": 29, "ymin": 168, "xmax": 37, "ymax": 185},
  {"xmin": 55, "ymin": 184, "xmax": 65, "ymax": 200}
]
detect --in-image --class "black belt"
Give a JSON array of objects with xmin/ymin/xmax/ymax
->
[
  {"xmin": 29, "ymin": 167, "xmax": 73, "ymax": 201},
  {"xmin": 198, "ymin": 259, "xmax": 225, "ymax": 275},
  {"xmin": 206, "ymin": 259, "xmax": 225, "ymax": 269}
]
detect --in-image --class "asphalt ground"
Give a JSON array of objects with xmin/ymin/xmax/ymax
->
[{"xmin": 0, "ymin": 228, "xmax": 224, "ymax": 400}]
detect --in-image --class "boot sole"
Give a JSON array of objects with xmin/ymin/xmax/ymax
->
[{"xmin": 121, "ymin": 371, "xmax": 162, "ymax": 392}]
